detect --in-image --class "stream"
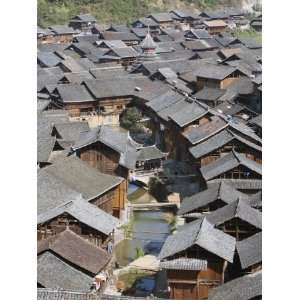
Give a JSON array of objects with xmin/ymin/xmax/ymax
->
[{"xmin": 114, "ymin": 184, "xmax": 173, "ymax": 297}]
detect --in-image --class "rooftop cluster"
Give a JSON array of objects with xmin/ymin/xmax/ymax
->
[{"xmin": 37, "ymin": 7, "xmax": 262, "ymax": 300}]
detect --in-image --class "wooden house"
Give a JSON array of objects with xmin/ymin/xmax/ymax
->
[
  {"xmin": 48, "ymin": 25, "xmax": 76, "ymax": 43},
  {"xmin": 37, "ymin": 197, "xmax": 119, "ymax": 247},
  {"xmin": 169, "ymin": 10, "xmax": 201, "ymax": 26},
  {"xmin": 206, "ymin": 198, "xmax": 262, "ymax": 241},
  {"xmin": 199, "ymin": 150, "xmax": 262, "ymax": 182},
  {"xmin": 135, "ymin": 145, "xmax": 166, "ymax": 172},
  {"xmin": 131, "ymin": 17, "xmax": 160, "ymax": 35},
  {"xmin": 203, "ymin": 20, "xmax": 228, "ymax": 35},
  {"xmin": 69, "ymin": 14, "xmax": 97, "ymax": 31},
  {"xmin": 71, "ymin": 125, "xmax": 138, "ymax": 187},
  {"xmin": 148, "ymin": 13, "xmax": 174, "ymax": 28},
  {"xmin": 38, "ymin": 155, "xmax": 126, "ymax": 218},
  {"xmin": 37, "ymin": 229, "xmax": 111, "ymax": 292},
  {"xmin": 159, "ymin": 218, "xmax": 236, "ymax": 300},
  {"xmin": 178, "ymin": 181, "xmax": 258, "ymax": 220},
  {"xmin": 100, "ymin": 31, "xmax": 140, "ymax": 46},
  {"xmin": 188, "ymin": 123, "xmax": 262, "ymax": 168},
  {"xmin": 37, "ymin": 26, "xmax": 54, "ymax": 44},
  {"xmin": 195, "ymin": 64, "xmax": 242, "ymax": 90}
]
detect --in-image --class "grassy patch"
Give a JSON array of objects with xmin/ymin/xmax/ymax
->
[{"xmin": 233, "ymin": 28, "xmax": 262, "ymax": 43}]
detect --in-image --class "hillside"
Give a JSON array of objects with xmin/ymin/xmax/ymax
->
[{"xmin": 38, "ymin": 0, "xmax": 260, "ymax": 28}]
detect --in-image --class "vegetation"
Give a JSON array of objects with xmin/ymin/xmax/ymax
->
[
  {"xmin": 135, "ymin": 246, "xmax": 145, "ymax": 259},
  {"xmin": 148, "ymin": 176, "xmax": 168, "ymax": 202},
  {"xmin": 233, "ymin": 28, "xmax": 262, "ymax": 43},
  {"xmin": 38, "ymin": 0, "xmax": 234, "ymax": 27},
  {"xmin": 120, "ymin": 107, "xmax": 143, "ymax": 134}
]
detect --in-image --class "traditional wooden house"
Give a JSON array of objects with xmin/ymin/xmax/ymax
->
[
  {"xmin": 208, "ymin": 270, "xmax": 262, "ymax": 300},
  {"xmin": 37, "ymin": 26, "xmax": 54, "ymax": 44},
  {"xmin": 37, "ymin": 229, "xmax": 111, "ymax": 292},
  {"xmin": 131, "ymin": 17, "xmax": 160, "ymax": 35},
  {"xmin": 37, "ymin": 197, "xmax": 119, "ymax": 247},
  {"xmin": 135, "ymin": 145, "xmax": 166, "ymax": 172},
  {"xmin": 48, "ymin": 25, "xmax": 76, "ymax": 43},
  {"xmin": 99, "ymin": 47, "xmax": 139, "ymax": 66},
  {"xmin": 199, "ymin": 150, "xmax": 262, "ymax": 182},
  {"xmin": 148, "ymin": 13, "xmax": 174, "ymax": 28},
  {"xmin": 100, "ymin": 31, "xmax": 140, "ymax": 46},
  {"xmin": 193, "ymin": 87, "xmax": 225, "ymax": 107},
  {"xmin": 178, "ymin": 181, "xmax": 257, "ymax": 220},
  {"xmin": 69, "ymin": 14, "xmax": 97, "ymax": 31},
  {"xmin": 206, "ymin": 198, "xmax": 262, "ymax": 241},
  {"xmin": 169, "ymin": 10, "xmax": 201, "ymax": 26},
  {"xmin": 159, "ymin": 218, "xmax": 236, "ymax": 300},
  {"xmin": 195, "ymin": 64, "xmax": 242, "ymax": 90},
  {"xmin": 38, "ymin": 155, "xmax": 126, "ymax": 218},
  {"xmin": 71, "ymin": 125, "xmax": 138, "ymax": 186},
  {"xmin": 203, "ymin": 20, "xmax": 228, "ymax": 35},
  {"xmin": 188, "ymin": 124, "xmax": 262, "ymax": 168}
]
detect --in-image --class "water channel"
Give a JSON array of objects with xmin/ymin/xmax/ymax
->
[{"xmin": 115, "ymin": 183, "xmax": 174, "ymax": 297}]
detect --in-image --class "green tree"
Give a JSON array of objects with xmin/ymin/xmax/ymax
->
[
  {"xmin": 148, "ymin": 176, "xmax": 168, "ymax": 202},
  {"xmin": 120, "ymin": 107, "xmax": 143, "ymax": 133}
]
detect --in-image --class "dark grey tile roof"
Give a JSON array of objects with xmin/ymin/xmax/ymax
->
[
  {"xmin": 146, "ymin": 90, "xmax": 185, "ymax": 112},
  {"xmin": 37, "ymin": 168, "xmax": 82, "ymax": 215},
  {"xmin": 182, "ymin": 39, "xmax": 218, "ymax": 51},
  {"xmin": 49, "ymin": 25, "xmax": 76, "ymax": 35},
  {"xmin": 248, "ymin": 191, "xmax": 262, "ymax": 209},
  {"xmin": 37, "ymin": 229, "xmax": 111, "ymax": 274},
  {"xmin": 43, "ymin": 156, "xmax": 123, "ymax": 200},
  {"xmin": 149, "ymin": 13, "xmax": 173, "ymax": 23},
  {"xmin": 236, "ymin": 232, "xmax": 262, "ymax": 269},
  {"xmin": 131, "ymin": 27, "xmax": 148, "ymax": 38},
  {"xmin": 187, "ymin": 29, "xmax": 211, "ymax": 39},
  {"xmin": 37, "ymin": 289, "xmax": 96, "ymax": 300},
  {"xmin": 156, "ymin": 67, "xmax": 177, "ymax": 79},
  {"xmin": 200, "ymin": 151, "xmax": 262, "ymax": 181},
  {"xmin": 38, "ymin": 43, "xmax": 70, "ymax": 53},
  {"xmin": 38, "ymin": 52, "xmax": 62, "ymax": 67},
  {"xmin": 37, "ymin": 289, "xmax": 165, "ymax": 300},
  {"xmin": 37, "ymin": 135, "xmax": 56, "ymax": 163},
  {"xmin": 178, "ymin": 181, "xmax": 246, "ymax": 215},
  {"xmin": 160, "ymin": 258, "xmax": 207, "ymax": 270},
  {"xmin": 183, "ymin": 116, "xmax": 228, "ymax": 145},
  {"xmin": 63, "ymin": 72, "xmax": 95, "ymax": 84},
  {"xmin": 136, "ymin": 145, "xmax": 165, "ymax": 161},
  {"xmin": 196, "ymin": 63, "xmax": 237, "ymax": 80},
  {"xmin": 132, "ymin": 17, "xmax": 158, "ymax": 27},
  {"xmin": 193, "ymin": 86, "xmax": 225, "ymax": 101},
  {"xmin": 55, "ymin": 84, "xmax": 94, "ymax": 103},
  {"xmin": 169, "ymin": 101, "xmax": 209, "ymax": 127},
  {"xmin": 38, "ymin": 197, "xmax": 119, "ymax": 235},
  {"xmin": 208, "ymin": 271, "xmax": 262, "ymax": 300},
  {"xmin": 248, "ymin": 114, "xmax": 262, "ymax": 128},
  {"xmin": 54, "ymin": 122, "xmax": 90, "ymax": 145},
  {"xmin": 209, "ymin": 178, "xmax": 262, "ymax": 191},
  {"xmin": 72, "ymin": 126, "xmax": 138, "ymax": 170},
  {"xmin": 189, "ymin": 129, "xmax": 234, "ymax": 158},
  {"xmin": 101, "ymin": 31, "xmax": 139, "ymax": 41},
  {"xmin": 156, "ymin": 99, "xmax": 189, "ymax": 122},
  {"xmin": 189, "ymin": 129, "xmax": 261, "ymax": 159},
  {"xmin": 159, "ymin": 218, "xmax": 236, "ymax": 262},
  {"xmin": 206, "ymin": 198, "xmax": 262, "ymax": 230},
  {"xmin": 38, "ymin": 252, "xmax": 93, "ymax": 292},
  {"xmin": 108, "ymin": 47, "xmax": 139, "ymax": 58}
]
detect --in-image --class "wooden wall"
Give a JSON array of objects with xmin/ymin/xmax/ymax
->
[{"xmin": 37, "ymin": 213, "xmax": 110, "ymax": 248}]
